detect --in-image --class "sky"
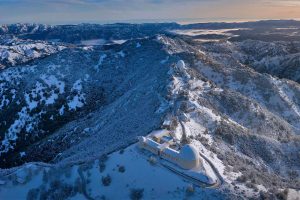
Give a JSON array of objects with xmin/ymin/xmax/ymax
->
[{"xmin": 1, "ymin": 0, "xmax": 300, "ymax": 24}]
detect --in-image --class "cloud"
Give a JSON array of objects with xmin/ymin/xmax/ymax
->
[{"xmin": 265, "ymin": 0, "xmax": 300, "ymax": 6}]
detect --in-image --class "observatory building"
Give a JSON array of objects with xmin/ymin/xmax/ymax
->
[{"xmin": 138, "ymin": 130, "xmax": 200, "ymax": 170}]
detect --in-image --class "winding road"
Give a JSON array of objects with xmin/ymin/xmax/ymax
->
[{"xmin": 178, "ymin": 119, "xmax": 224, "ymax": 188}]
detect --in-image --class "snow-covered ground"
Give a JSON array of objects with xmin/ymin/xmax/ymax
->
[
  {"xmin": 0, "ymin": 40, "xmax": 65, "ymax": 67},
  {"xmin": 0, "ymin": 144, "xmax": 229, "ymax": 200},
  {"xmin": 0, "ymin": 23, "xmax": 300, "ymax": 199}
]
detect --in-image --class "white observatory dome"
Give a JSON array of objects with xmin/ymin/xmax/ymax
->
[{"xmin": 178, "ymin": 144, "xmax": 200, "ymax": 169}]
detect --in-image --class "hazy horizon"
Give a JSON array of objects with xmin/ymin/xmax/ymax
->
[
  {"xmin": 1, "ymin": 0, "xmax": 300, "ymax": 25},
  {"xmin": 1, "ymin": 17, "xmax": 300, "ymax": 26}
]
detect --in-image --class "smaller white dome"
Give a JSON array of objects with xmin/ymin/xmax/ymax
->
[{"xmin": 176, "ymin": 60, "xmax": 186, "ymax": 69}]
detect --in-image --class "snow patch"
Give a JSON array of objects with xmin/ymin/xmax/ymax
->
[
  {"xmin": 117, "ymin": 50, "xmax": 125, "ymax": 57},
  {"xmin": 67, "ymin": 80, "xmax": 86, "ymax": 111}
]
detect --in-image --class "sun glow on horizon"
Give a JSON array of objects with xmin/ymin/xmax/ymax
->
[{"xmin": 0, "ymin": 0, "xmax": 300, "ymax": 24}]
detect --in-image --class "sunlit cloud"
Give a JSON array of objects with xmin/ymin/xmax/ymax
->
[{"xmin": 263, "ymin": 0, "xmax": 300, "ymax": 6}]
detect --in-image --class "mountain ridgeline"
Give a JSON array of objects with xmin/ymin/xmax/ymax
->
[{"xmin": 0, "ymin": 21, "xmax": 300, "ymax": 199}]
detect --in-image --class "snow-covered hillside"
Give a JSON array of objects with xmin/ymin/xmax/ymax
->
[
  {"xmin": 0, "ymin": 23, "xmax": 52, "ymax": 35},
  {"xmin": 0, "ymin": 37, "xmax": 175, "ymax": 168},
  {"xmin": 199, "ymin": 39, "xmax": 300, "ymax": 83},
  {"xmin": 0, "ymin": 21, "xmax": 300, "ymax": 199},
  {"xmin": 0, "ymin": 144, "xmax": 239, "ymax": 200},
  {"xmin": 0, "ymin": 36, "xmax": 66, "ymax": 68}
]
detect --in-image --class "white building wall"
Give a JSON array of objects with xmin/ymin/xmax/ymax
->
[
  {"xmin": 160, "ymin": 151, "xmax": 179, "ymax": 164},
  {"xmin": 139, "ymin": 136, "xmax": 200, "ymax": 170}
]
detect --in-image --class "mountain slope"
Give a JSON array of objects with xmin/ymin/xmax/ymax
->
[
  {"xmin": 0, "ymin": 37, "xmax": 173, "ymax": 167},
  {"xmin": 0, "ymin": 23, "xmax": 300, "ymax": 199}
]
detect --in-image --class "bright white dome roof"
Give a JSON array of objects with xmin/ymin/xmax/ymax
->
[
  {"xmin": 176, "ymin": 60, "xmax": 186, "ymax": 69},
  {"xmin": 179, "ymin": 144, "xmax": 199, "ymax": 161}
]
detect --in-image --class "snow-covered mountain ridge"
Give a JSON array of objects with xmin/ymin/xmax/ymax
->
[
  {"xmin": 0, "ymin": 39, "xmax": 66, "ymax": 68},
  {"xmin": 0, "ymin": 21, "xmax": 300, "ymax": 199}
]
